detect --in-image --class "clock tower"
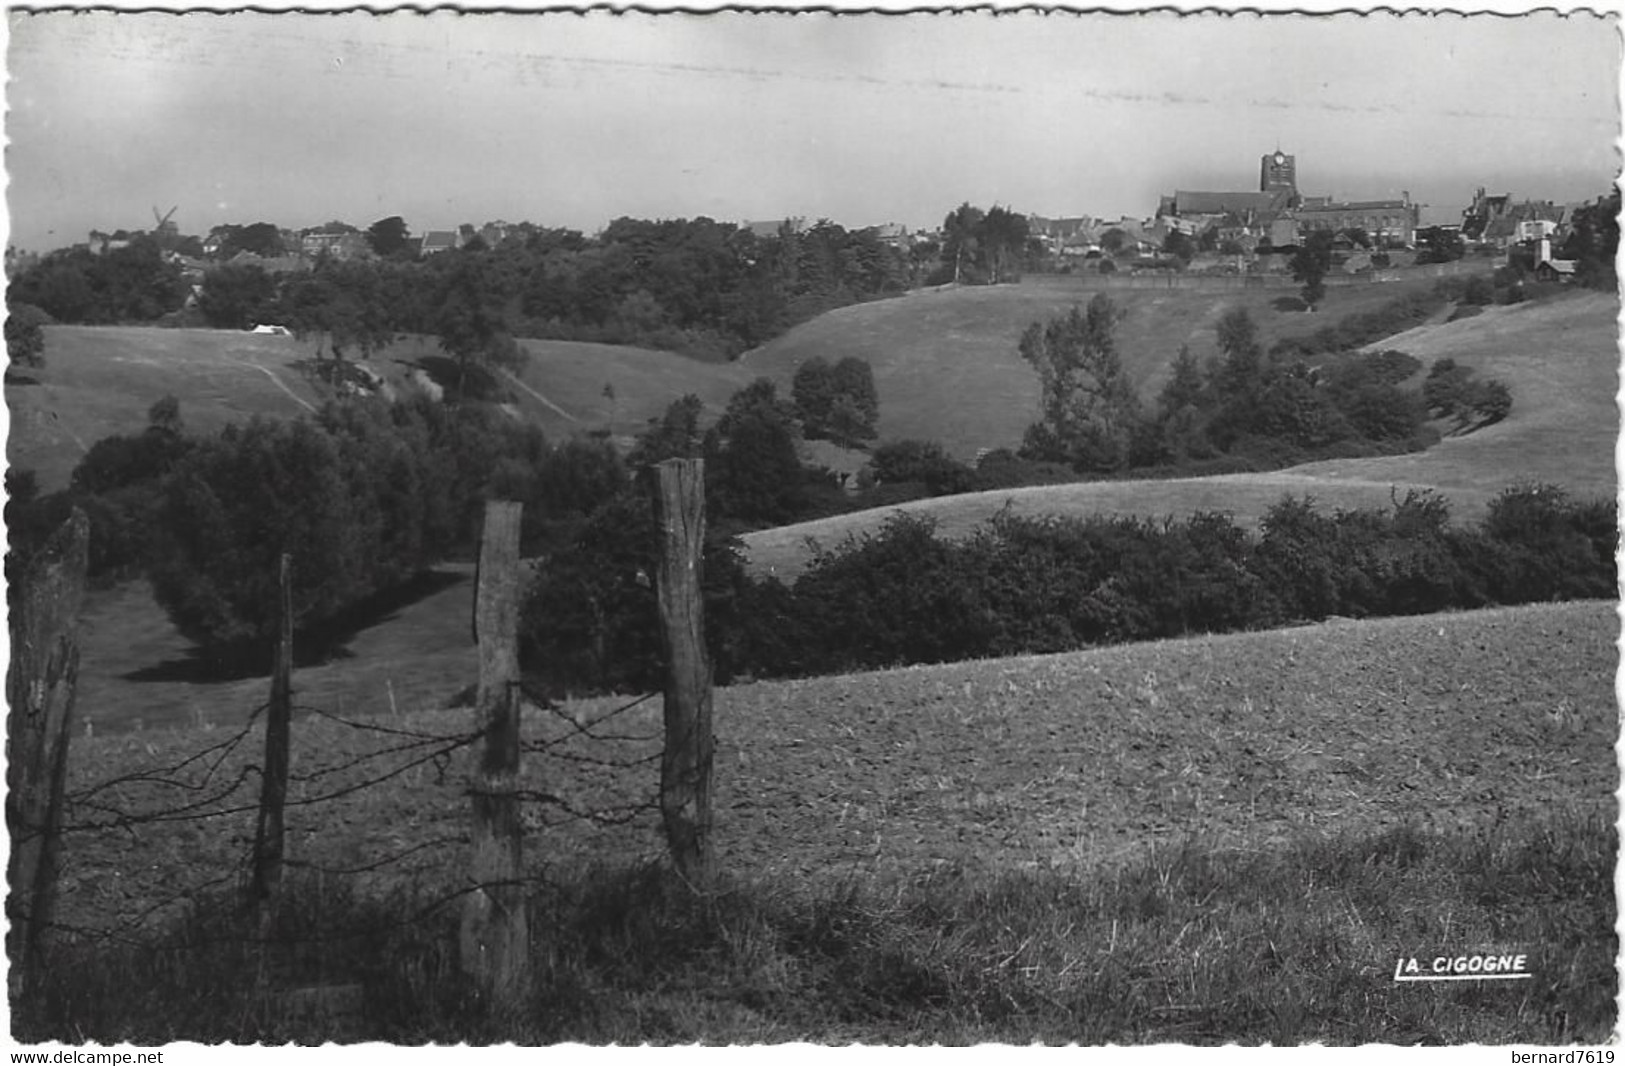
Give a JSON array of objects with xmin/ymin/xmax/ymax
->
[{"xmin": 1260, "ymin": 150, "xmax": 1298, "ymax": 202}]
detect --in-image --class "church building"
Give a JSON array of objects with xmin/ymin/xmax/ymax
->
[{"xmin": 1158, "ymin": 149, "xmax": 1418, "ymax": 249}]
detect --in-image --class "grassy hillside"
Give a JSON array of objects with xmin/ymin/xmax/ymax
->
[
  {"xmin": 62, "ymin": 598, "xmax": 1617, "ymax": 902},
  {"xmin": 741, "ymin": 272, "xmax": 1483, "ymax": 461},
  {"xmin": 52, "ymin": 599, "xmax": 1616, "ymax": 1040},
  {"xmin": 7, "ymin": 326, "xmax": 326, "ymax": 490},
  {"xmin": 7, "ymin": 326, "xmax": 754, "ymax": 491},
  {"xmin": 388, "ymin": 333, "xmax": 753, "ymax": 444},
  {"xmin": 741, "ymin": 289, "xmax": 1619, "ymax": 579}
]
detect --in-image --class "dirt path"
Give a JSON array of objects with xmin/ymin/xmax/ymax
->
[
  {"xmin": 501, "ymin": 368, "xmax": 580, "ymax": 422},
  {"xmin": 228, "ymin": 356, "xmax": 317, "ymax": 414}
]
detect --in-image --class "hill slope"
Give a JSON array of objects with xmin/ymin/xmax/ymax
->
[
  {"xmin": 740, "ymin": 272, "xmax": 1485, "ymax": 460},
  {"xmin": 65, "ymin": 599, "xmax": 1617, "ymax": 905},
  {"xmin": 742, "ymin": 289, "xmax": 1619, "ymax": 579},
  {"xmin": 7, "ymin": 327, "xmax": 754, "ymax": 490}
]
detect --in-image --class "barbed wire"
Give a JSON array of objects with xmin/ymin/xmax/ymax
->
[{"xmin": 43, "ymin": 685, "xmax": 672, "ymax": 952}]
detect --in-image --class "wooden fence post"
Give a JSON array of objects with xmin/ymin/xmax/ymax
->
[
  {"xmin": 649, "ymin": 459, "xmax": 715, "ymax": 887},
  {"xmin": 459, "ymin": 500, "xmax": 529, "ymax": 1008},
  {"xmin": 6, "ymin": 509, "xmax": 89, "ymax": 1001},
  {"xmin": 251, "ymin": 553, "xmax": 293, "ymax": 917}
]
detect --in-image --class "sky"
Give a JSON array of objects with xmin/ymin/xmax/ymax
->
[{"xmin": 5, "ymin": 7, "xmax": 1620, "ymax": 252}]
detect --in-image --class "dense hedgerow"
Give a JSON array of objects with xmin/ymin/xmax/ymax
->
[{"xmin": 512, "ymin": 480, "xmax": 1615, "ymax": 693}]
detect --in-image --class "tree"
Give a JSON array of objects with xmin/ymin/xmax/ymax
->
[
  {"xmin": 1017, "ymin": 294, "xmax": 1144, "ymax": 473},
  {"xmin": 979, "ymin": 206, "xmax": 1030, "ymax": 284},
  {"xmin": 198, "ymin": 263, "xmax": 276, "ymax": 330},
  {"xmin": 794, "ymin": 356, "xmax": 879, "ymax": 444},
  {"xmin": 791, "ymin": 357, "xmax": 838, "ymax": 436},
  {"xmin": 366, "ymin": 216, "xmax": 413, "ymax": 259},
  {"xmin": 708, "ymin": 403, "xmax": 807, "ymax": 525},
  {"xmin": 1099, "ymin": 228, "xmax": 1129, "ymax": 257},
  {"xmin": 829, "ymin": 357, "xmax": 880, "ymax": 443},
  {"xmin": 435, "ymin": 255, "xmax": 526, "ymax": 399},
  {"xmin": 1214, "ymin": 307, "xmax": 1265, "ymax": 399},
  {"xmin": 942, "ymin": 203, "xmax": 986, "ymax": 284},
  {"xmin": 1291, "ymin": 230, "xmax": 1334, "ymax": 311},
  {"xmin": 5, "ymin": 303, "xmax": 50, "ymax": 369},
  {"xmin": 864, "ymin": 439, "xmax": 974, "ymax": 496},
  {"xmin": 1157, "ymin": 344, "xmax": 1206, "ymax": 419},
  {"xmin": 1560, "ymin": 188, "xmax": 1621, "ymax": 290},
  {"xmin": 628, "ymin": 394, "xmax": 707, "ymax": 468},
  {"xmin": 278, "ymin": 262, "xmax": 395, "ymax": 363},
  {"xmin": 219, "ymin": 222, "xmax": 287, "ymax": 260},
  {"xmin": 1162, "ymin": 229, "xmax": 1196, "ymax": 265},
  {"xmin": 1415, "ymin": 226, "xmax": 1465, "ymax": 265}
]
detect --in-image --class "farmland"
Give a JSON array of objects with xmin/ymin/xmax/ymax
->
[
  {"xmin": 46, "ymin": 599, "xmax": 1619, "ymax": 1042},
  {"xmin": 7, "ymin": 326, "xmax": 752, "ymax": 491}
]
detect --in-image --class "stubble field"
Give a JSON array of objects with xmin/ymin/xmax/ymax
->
[{"xmin": 57, "ymin": 599, "xmax": 1617, "ymax": 933}]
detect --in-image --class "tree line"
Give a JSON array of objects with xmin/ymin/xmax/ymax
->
[
  {"xmin": 4, "ymin": 352, "xmax": 883, "ymax": 668},
  {"xmin": 8, "ymin": 215, "xmax": 953, "ymax": 366}
]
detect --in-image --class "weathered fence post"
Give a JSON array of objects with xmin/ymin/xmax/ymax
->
[
  {"xmin": 459, "ymin": 500, "xmax": 530, "ymax": 1007},
  {"xmin": 649, "ymin": 459, "xmax": 716, "ymax": 887},
  {"xmin": 6, "ymin": 509, "xmax": 89, "ymax": 1001},
  {"xmin": 251, "ymin": 553, "xmax": 294, "ymax": 917}
]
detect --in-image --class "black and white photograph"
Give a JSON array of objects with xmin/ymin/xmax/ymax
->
[{"xmin": 4, "ymin": 2, "xmax": 1620, "ymax": 1047}]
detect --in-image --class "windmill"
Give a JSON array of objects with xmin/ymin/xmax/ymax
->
[{"xmin": 152, "ymin": 205, "xmax": 179, "ymax": 242}]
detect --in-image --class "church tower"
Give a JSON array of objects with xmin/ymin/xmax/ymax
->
[{"xmin": 1260, "ymin": 149, "xmax": 1298, "ymax": 203}]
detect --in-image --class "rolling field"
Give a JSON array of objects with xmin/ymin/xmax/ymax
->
[
  {"xmin": 7, "ymin": 326, "xmax": 326, "ymax": 490},
  {"xmin": 741, "ymin": 289, "xmax": 1620, "ymax": 580},
  {"xmin": 741, "ymin": 270, "xmax": 1488, "ymax": 461},
  {"xmin": 57, "ymin": 599, "xmax": 1617, "ymax": 930},
  {"xmin": 7, "ymin": 326, "xmax": 753, "ymax": 491},
  {"xmin": 387, "ymin": 333, "xmax": 753, "ymax": 443}
]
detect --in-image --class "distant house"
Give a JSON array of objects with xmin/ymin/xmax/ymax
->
[
  {"xmin": 741, "ymin": 218, "xmax": 808, "ymax": 240},
  {"xmin": 1461, "ymin": 188, "xmax": 1513, "ymax": 241},
  {"xmin": 419, "ymin": 230, "xmax": 461, "ymax": 256},
  {"xmin": 1292, "ymin": 198, "xmax": 1419, "ymax": 248},
  {"xmin": 478, "ymin": 222, "xmax": 516, "ymax": 248},
  {"xmin": 1478, "ymin": 199, "xmax": 1566, "ymax": 251},
  {"xmin": 1535, "ymin": 258, "xmax": 1577, "ymax": 282},
  {"xmin": 227, "ymin": 250, "xmax": 309, "ymax": 275},
  {"xmin": 301, "ymin": 229, "xmax": 372, "ymax": 261},
  {"xmin": 87, "ymin": 230, "xmax": 132, "ymax": 256},
  {"xmin": 865, "ymin": 222, "xmax": 912, "ymax": 249}
]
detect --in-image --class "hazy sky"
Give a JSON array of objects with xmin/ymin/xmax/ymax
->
[{"xmin": 6, "ymin": 8, "xmax": 1620, "ymax": 251}]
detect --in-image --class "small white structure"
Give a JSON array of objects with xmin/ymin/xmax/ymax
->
[{"xmin": 250, "ymin": 323, "xmax": 292, "ymax": 335}]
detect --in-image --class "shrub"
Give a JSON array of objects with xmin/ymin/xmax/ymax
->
[
  {"xmin": 862, "ymin": 440, "xmax": 976, "ymax": 497},
  {"xmin": 1252, "ymin": 495, "xmax": 1344, "ymax": 622},
  {"xmin": 1479, "ymin": 484, "xmax": 1615, "ymax": 603},
  {"xmin": 792, "ymin": 512, "xmax": 993, "ymax": 671},
  {"xmin": 519, "ymin": 488, "xmax": 755, "ymax": 695},
  {"xmin": 5, "ymin": 301, "xmax": 52, "ymax": 368},
  {"xmin": 1461, "ymin": 274, "xmax": 1496, "ymax": 306}
]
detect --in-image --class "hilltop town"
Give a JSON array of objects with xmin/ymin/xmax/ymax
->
[{"xmin": 5, "ymin": 146, "xmax": 1607, "ymax": 329}]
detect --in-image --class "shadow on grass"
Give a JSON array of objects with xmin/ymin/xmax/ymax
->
[
  {"xmin": 120, "ymin": 568, "xmax": 470, "ymax": 684},
  {"xmin": 412, "ymin": 355, "xmax": 512, "ymax": 404}
]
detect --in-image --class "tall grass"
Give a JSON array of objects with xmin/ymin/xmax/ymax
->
[{"xmin": 15, "ymin": 809, "xmax": 1613, "ymax": 1045}]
